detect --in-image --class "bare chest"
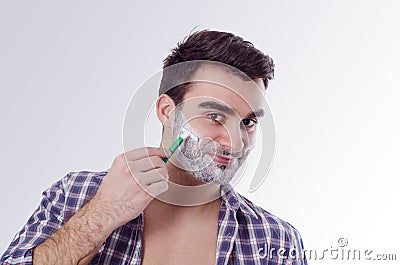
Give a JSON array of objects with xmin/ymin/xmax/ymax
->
[{"xmin": 141, "ymin": 218, "xmax": 219, "ymax": 265}]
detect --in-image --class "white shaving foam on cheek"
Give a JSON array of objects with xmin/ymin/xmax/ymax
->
[{"xmin": 171, "ymin": 109, "xmax": 252, "ymax": 185}]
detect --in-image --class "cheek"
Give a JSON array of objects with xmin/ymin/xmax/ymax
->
[
  {"xmin": 245, "ymin": 130, "xmax": 257, "ymax": 147},
  {"xmin": 189, "ymin": 119, "xmax": 222, "ymax": 139}
]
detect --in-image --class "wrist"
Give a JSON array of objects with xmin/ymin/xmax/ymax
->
[{"xmin": 83, "ymin": 195, "xmax": 122, "ymax": 235}]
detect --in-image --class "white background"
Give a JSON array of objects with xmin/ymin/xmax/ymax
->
[{"xmin": 1, "ymin": 1, "xmax": 399, "ymax": 264}]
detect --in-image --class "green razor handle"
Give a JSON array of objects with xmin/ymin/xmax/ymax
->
[{"xmin": 162, "ymin": 136, "xmax": 184, "ymax": 163}]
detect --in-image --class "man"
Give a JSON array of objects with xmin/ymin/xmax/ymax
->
[{"xmin": 1, "ymin": 30, "xmax": 307, "ymax": 264}]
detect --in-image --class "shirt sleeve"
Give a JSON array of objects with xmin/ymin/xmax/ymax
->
[{"xmin": 0, "ymin": 176, "xmax": 67, "ymax": 265}]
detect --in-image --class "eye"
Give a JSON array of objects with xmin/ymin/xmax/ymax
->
[
  {"xmin": 208, "ymin": 113, "xmax": 225, "ymax": 123},
  {"xmin": 242, "ymin": 118, "xmax": 258, "ymax": 128}
]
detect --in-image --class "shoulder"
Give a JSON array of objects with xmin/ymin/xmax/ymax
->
[
  {"xmin": 50, "ymin": 170, "xmax": 108, "ymax": 196},
  {"xmin": 43, "ymin": 170, "xmax": 109, "ymax": 216},
  {"xmin": 61, "ymin": 170, "xmax": 108, "ymax": 192}
]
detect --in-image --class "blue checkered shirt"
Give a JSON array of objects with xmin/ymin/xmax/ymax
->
[{"xmin": 1, "ymin": 170, "xmax": 307, "ymax": 264}]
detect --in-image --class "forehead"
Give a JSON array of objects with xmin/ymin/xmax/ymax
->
[{"xmin": 181, "ymin": 65, "xmax": 266, "ymax": 116}]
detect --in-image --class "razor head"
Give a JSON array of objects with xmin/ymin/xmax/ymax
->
[{"xmin": 180, "ymin": 126, "xmax": 200, "ymax": 142}]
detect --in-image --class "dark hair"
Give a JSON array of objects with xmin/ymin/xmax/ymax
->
[{"xmin": 159, "ymin": 29, "xmax": 275, "ymax": 105}]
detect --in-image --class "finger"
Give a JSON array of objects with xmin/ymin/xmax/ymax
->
[
  {"xmin": 144, "ymin": 180, "xmax": 169, "ymax": 197},
  {"xmin": 129, "ymin": 156, "xmax": 166, "ymax": 173},
  {"xmin": 139, "ymin": 168, "xmax": 169, "ymax": 186},
  {"xmin": 125, "ymin": 147, "xmax": 171, "ymax": 161}
]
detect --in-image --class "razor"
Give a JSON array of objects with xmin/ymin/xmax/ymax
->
[{"xmin": 162, "ymin": 126, "xmax": 199, "ymax": 163}]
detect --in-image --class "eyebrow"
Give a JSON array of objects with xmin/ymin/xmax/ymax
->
[
  {"xmin": 245, "ymin": 109, "xmax": 265, "ymax": 119},
  {"xmin": 197, "ymin": 101, "xmax": 265, "ymax": 119},
  {"xmin": 198, "ymin": 101, "xmax": 235, "ymax": 115}
]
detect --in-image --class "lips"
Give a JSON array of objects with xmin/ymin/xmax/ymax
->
[{"xmin": 210, "ymin": 154, "xmax": 232, "ymax": 165}]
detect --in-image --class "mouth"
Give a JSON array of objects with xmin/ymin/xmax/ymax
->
[{"xmin": 208, "ymin": 153, "xmax": 232, "ymax": 165}]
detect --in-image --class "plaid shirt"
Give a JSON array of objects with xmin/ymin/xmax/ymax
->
[{"xmin": 1, "ymin": 170, "xmax": 307, "ymax": 265}]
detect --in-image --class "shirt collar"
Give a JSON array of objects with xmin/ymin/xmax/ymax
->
[{"xmin": 220, "ymin": 183, "xmax": 259, "ymax": 219}]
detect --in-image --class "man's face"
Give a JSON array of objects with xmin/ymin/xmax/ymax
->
[{"xmin": 169, "ymin": 65, "xmax": 266, "ymax": 185}]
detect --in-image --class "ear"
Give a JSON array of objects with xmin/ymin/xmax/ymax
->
[{"xmin": 156, "ymin": 94, "xmax": 176, "ymax": 128}]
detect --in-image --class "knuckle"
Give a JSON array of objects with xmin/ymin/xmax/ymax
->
[
  {"xmin": 157, "ymin": 168, "xmax": 168, "ymax": 178},
  {"xmin": 144, "ymin": 147, "xmax": 155, "ymax": 156},
  {"xmin": 115, "ymin": 153, "xmax": 126, "ymax": 164},
  {"xmin": 160, "ymin": 181, "xmax": 169, "ymax": 191},
  {"xmin": 150, "ymin": 156, "xmax": 163, "ymax": 167},
  {"xmin": 149, "ymin": 156, "xmax": 157, "ymax": 165},
  {"xmin": 156, "ymin": 167, "xmax": 164, "ymax": 174},
  {"xmin": 147, "ymin": 147, "xmax": 164, "ymax": 157}
]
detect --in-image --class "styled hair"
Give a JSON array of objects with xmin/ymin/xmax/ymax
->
[{"xmin": 159, "ymin": 29, "xmax": 275, "ymax": 105}]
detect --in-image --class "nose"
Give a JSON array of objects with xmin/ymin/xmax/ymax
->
[{"xmin": 217, "ymin": 123, "xmax": 245, "ymax": 153}]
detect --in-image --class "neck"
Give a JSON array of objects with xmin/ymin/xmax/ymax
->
[
  {"xmin": 143, "ymin": 159, "xmax": 222, "ymax": 221},
  {"xmin": 156, "ymin": 162, "xmax": 222, "ymax": 206}
]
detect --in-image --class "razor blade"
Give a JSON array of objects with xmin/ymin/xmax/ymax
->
[{"xmin": 162, "ymin": 126, "xmax": 199, "ymax": 163}]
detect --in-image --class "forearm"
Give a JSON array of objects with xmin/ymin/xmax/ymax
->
[{"xmin": 32, "ymin": 196, "xmax": 116, "ymax": 265}]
